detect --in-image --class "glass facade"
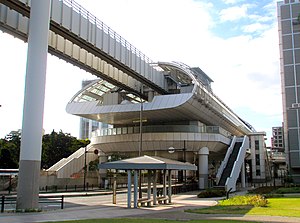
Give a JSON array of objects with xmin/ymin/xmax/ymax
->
[{"xmin": 278, "ymin": 0, "xmax": 300, "ymax": 183}]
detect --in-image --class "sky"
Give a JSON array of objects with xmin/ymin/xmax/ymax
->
[{"xmin": 0, "ymin": 0, "xmax": 282, "ymax": 146}]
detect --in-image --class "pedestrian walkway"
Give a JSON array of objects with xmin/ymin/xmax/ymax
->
[{"xmin": 1, "ymin": 190, "xmax": 300, "ymax": 223}]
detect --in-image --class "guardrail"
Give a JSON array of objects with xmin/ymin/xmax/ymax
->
[
  {"xmin": 92, "ymin": 125, "xmax": 232, "ymax": 138},
  {"xmin": 1, "ymin": 195, "xmax": 64, "ymax": 213}
]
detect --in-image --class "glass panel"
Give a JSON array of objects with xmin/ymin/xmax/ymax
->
[
  {"xmin": 285, "ymin": 87, "xmax": 296, "ymax": 108},
  {"xmin": 283, "ymin": 50, "xmax": 293, "ymax": 65},
  {"xmin": 281, "ymin": 5, "xmax": 291, "ymax": 20},
  {"xmin": 283, "ymin": 35, "xmax": 293, "ymax": 49},
  {"xmin": 288, "ymin": 129, "xmax": 299, "ymax": 150},
  {"xmin": 284, "ymin": 65, "xmax": 295, "ymax": 86},
  {"xmin": 122, "ymin": 127, "xmax": 127, "ymax": 134},
  {"xmin": 128, "ymin": 127, "xmax": 133, "ymax": 134},
  {"xmin": 117, "ymin": 128, "xmax": 121, "ymax": 135},
  {"xmin": 282, "ymin": 20, "xmax": 292, "ymax": 35}
]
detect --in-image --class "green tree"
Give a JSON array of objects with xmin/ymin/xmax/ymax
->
[
  {"xmin": 0, "ymin": 130, "xmax": 21, "ymax": 168},
  {"xmin": 41, "ymin": 130, "xmax": 89, "ymax": 169},
  {"xmin": 0, "ymin": 130, "xmax": 89, "ymax": 169}
]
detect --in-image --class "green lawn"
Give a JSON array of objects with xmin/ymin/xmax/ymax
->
[
  {"xmin": 187, "ymin": 197, "xmax": 300, "ymax": 217},
  {"xmin": 43, "ymin": 197, "xmax": 300, "ymax": 223},
  {"xmin": 45, "ymin": 219, "xmax": 258, "ymax": 223}
]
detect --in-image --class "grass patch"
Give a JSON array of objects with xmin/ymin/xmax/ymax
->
[
  {"xmin": 43, "ymin": 219, "xmax": 259, "ymax": 223},
  {"xmin": 188, "ymin": 197, "xmax": 300, "ymax": 217}
]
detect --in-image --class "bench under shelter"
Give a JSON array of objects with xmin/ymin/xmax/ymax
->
[{"xmin": 99, "ymin": 155, "xmax": 197, "ymax": 208}]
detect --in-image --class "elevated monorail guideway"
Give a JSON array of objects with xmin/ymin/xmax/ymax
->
[{"xmin": 0, "ymin": 0, "xmax": 168, "ymax": 99}]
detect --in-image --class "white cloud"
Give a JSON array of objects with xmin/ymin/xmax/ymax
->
[
  {"xmin": 242, "ymin": 22, "xmax": 269, "ymax": 33},
  {"xmin": 222, "ymin": 0, "xmax": 243, "ymax": 4},
  {"xmin": 0, "ymin": 0, "xmax": 282, "ymax": 145},
  {"xmin": 219, "ymin": 5, "xmax": 249, "ymax": 22}
]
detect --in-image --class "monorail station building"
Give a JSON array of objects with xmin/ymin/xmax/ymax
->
[
  {"xmin": 0, "ymin": 0, "xmax": 267, "ymax": 192},
  {"xmin": 0, "ymin": 0, "xmax": 269, "ymax": 210},
  {"xmin": 62, "ymin": 62, "xmax": 268, "ymax": 192}
]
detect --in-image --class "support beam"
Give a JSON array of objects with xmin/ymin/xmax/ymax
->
[
  {"xmin": 153, "ymin": 170, "xmax": 157, "ymax": 205},
  {"xmin": 16, "ymin": 0, "xmax": 51, "ymax": 211},
  {"xmin": 168, "ymin": 169, "xmax": 172, "ymax": 203},
  {"xmin": 198, "ymin": 147, "xmax": 209, "ymax": 190},
  {"xmin": 133, "ymin": 170, "xmax": 138, "ymax": 208},
  {"xmin": 147, "ymin": 170, "xmax": 152, "ymax": 200},
  {"xmin": 163, "ymin": 170, "xmax": 167, "ymax": 204},
  {"xmin": 127, "ymin": 170, "xmax": 131, "ymax": 208}
]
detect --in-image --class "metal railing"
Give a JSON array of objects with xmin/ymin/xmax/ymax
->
[
  {"xmin": 59, "ymin": 0, "xmax": 156, "ymax": 66},
  {"xmin": 1, "ymin": 195, "xmax": 64, "ymax": 213},
  {"xmin": 92, "ymin": 125, "xmax": 232, "ymax": 138}
]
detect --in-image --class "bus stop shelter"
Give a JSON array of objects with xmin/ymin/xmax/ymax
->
[{"xmin": 99, "ymin": 155, "xmax": 197, "ymax": 208}]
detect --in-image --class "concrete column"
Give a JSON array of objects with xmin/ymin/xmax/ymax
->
[
  {"xmin": 133, "ymin": 170, "xmax": 138, "ymax": 208},
  {"xmin": 147, "ymin": 170, "xmax": 152, "ymax": 200},
  {"xmin": 163, "ymin": 170, "xmax": 167, "ymax": 197},
  {"xmin": 127, "ymin": 170, "xmax": 131, "ymax": 208},
  {"xmin": 16, "ymin": 0, "xmax": 51, "ymax": 211},
  {"xmin": 241, "ymin": 161, "xmax": 246, "ymax": 188},
  {"xmin": 198, "ymin": 147, "xmax": 209, "ymax": 190},
  {"xmin": 168, "ymin": 170, "xmax": 172, "ymax": 203},
  {"xmin": 153, "ymin": 170, "xmax": 157, "ymax": 205}
]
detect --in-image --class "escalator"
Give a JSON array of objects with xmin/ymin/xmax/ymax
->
[{"xmin": 216, "ymin": 136, "xmax": 249, "ymax": 191}]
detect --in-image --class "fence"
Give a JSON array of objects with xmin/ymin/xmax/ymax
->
[{"xmin": 1, "ymin": 195, "xmax": 64, "ymax": 213}]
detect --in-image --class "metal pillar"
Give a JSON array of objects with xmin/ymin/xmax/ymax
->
[
  {"xmin": 168, "ymin": 170, "xmax": 172, "ymax": 203},
  {"xmin": 153, "ymin": 170, "xmax": 157, "ymax": 205},
  {"xmin": 198, "ymin": 147, "xmax": 209, "ymax": 190},
  {"xmin": 147, "ymin": 170, "xmax": 151, "ymax": 200},
  {"xmin": 16, "ymin": 0, "xmax": 51, "ymax": 211},
  {"xmin": 127, "ymin": 170, "xmax": 131, "ymax": 208},
  {"xmin": 113, "ymin": 174, "xmax": 117, "ymax": 204},
  {"xmin": 163, "ymin": 170, "xmax": 167, "ymax": 204},
  {"xmin": 133, "ymin": 170, "xmax": 138, "ymax": 208}
]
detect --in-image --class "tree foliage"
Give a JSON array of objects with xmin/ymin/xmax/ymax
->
[
  {"xmin": 0, "ymin": 130, "xmax": 21, "ymax": 168},
  {"xmin": 0, "ymin": 130, "xmax": 89, "ymax": 169}
]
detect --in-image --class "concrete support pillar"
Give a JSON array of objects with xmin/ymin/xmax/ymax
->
[
  {"xmin": 168, "ymin": 170, "xmax": 172, "ymax": 203},
  {"xmin": 163, "ymin": 170, "xmax": 167, "ymax": 197},
  {"xmin": 147, "ymin": 170, "xmax": 151, "ymax": 200},
  {"xmin": 241, "ymin": 161, "xmax": 246, "ymax": 188},
  {"xmin": 127, "ymin": 170, "xmax": 132, "ymax": 208},
  {"xmin": 153, "ymin": 170, "xmax": 157, "ymax": 205},
  {"xmin": 198, "ymin": 147, "xmax": 209, "ymax": 190},
  {"xmin": 16, "ymin": 0, "xmax": 51, "ymax": 211},
  {"xmin": 133, "ymin": 170, "xmax": 138, "ymax": 208}
]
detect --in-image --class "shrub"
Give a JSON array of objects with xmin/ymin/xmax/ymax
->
[
  {"xmin": 197, "ymin": 189, "xmax": 226, "ymax": 198},
  {"xmin": 220, "ymin": 195, "xmax": 268, "ymax": 207},
  {"xmin": 275, "ymin": 187, "xmax": 300, "ymax": 194},
  {"xmin": 248, "ymin": 186, "xmax": 278, "ymax": 194}
]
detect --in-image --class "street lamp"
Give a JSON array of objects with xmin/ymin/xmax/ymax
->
[{"xmin": 83, "ymin": 147, "xmax": 99, "ymax": 191}]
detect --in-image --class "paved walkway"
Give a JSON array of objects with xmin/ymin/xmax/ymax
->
[{"xmin": 1, "ymin": 191, "xmax": 300, "ymax": 223}]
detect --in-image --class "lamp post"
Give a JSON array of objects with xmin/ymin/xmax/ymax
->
[
  {"xmin": 138, "ymin": 88, "xmax": 143, "ymax": 198},
  {"xmin": 83, "ymin": 147, "xmax": 99, "ymax": 191}
]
